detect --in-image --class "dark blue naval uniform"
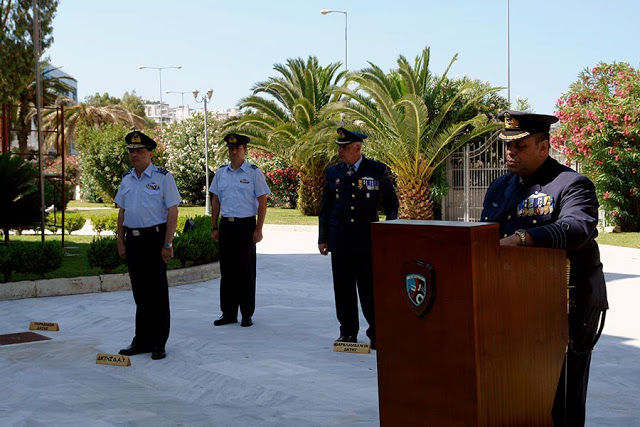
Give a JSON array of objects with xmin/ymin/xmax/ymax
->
[
  {"xmin": 319, "ymin": 155, "xmax": 399, "ymax": 341},
  {"xmin": 482, "ymin": 156, "xmax": 608, "ymax": 426}
]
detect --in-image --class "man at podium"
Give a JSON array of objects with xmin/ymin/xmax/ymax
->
[{"xmin": 481, "ymin": 111, "xmax": 608, "ymax": 426}]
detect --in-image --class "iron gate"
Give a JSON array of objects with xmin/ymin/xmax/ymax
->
[{"xmin": 442, "ymin": 132, "xmax": 569, "ymax": 222}]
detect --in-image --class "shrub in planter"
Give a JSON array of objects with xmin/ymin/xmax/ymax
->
[
  {"xmin": 87, "ymin": 237, "xmax": 123, "ymax": 274},
  {"xmin": 14, "ymin": 241, "xmax": 64, "ymax": 279}
]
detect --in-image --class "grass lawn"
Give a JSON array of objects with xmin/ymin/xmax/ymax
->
[
  {"xmin": 4, "ymin": 235, "xmax": 181, "ymax": 282},
  {"xmin": 67, "ymin": 201, "xmax": 319, "ymax": 226},
  {"xmin": 596, "ymin": 232, "xmax": 640, "ymax": 249}
]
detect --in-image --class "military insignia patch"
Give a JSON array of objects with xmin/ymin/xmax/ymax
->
[
  {"xmin": 146, "ymin": 183, "xmax": 159, "ymax": 191},
  {"xmin": 240, "ymin": 179, "xmax": 250, "ymax": 184},
  {"xmin": 403, "ymin": 261, "xmax": 435, "ymax": 317},
  {"xmin": 517, "ymin": 192, "xmax": 554, "ymax": 217},
  {"xmin": 131, "ymin": 133, "xmax": 141, "ymax": 143}
]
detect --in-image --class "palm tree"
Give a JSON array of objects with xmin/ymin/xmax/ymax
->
[
  {"xmin": 229, "ymin": 56, "xmax": 346, "ymax": 215},
  {"xmin": 39, "ymin": 95, "xmax": 149, "ymax": 153},
  {"xmin": 14, "ymin": 66, "xmax": 76, "ymax": 154},
  {"xmin": 327, "ymin": 47, "xmax": 504, "ymax": 219}
]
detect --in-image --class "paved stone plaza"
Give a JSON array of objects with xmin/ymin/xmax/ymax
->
[{"xmin": 0, "ymin": 225, "xmax": 638, "ymax": 426}]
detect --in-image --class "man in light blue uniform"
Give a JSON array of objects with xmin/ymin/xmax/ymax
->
[
  {"xmin": 209, "ymin": 133, "xmax": 270, "ymax": 327},
  {"xmin": 115, "ymin": 130, "xmax": 181, "ymax": 360}
]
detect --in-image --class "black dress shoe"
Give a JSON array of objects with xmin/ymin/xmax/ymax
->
[
  {"xmin": 118, "ymin": 344, "xmax": 151, "ymax": 356},
  {"xmin": 151, "ymin": 348, "xmax": 166, "ymax": 360},
  {"xmin": 213, "ymin": 315, "xmax": 238, "ymax": 326},
  {"xmin": 335, "ymin": 335, "xmax": 357, "ymax": 343},
  {"xmin": 241, "ymin": 317, "xmax": 253, "ymax": 327}
]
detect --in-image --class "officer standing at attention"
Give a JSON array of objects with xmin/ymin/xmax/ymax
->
[
  {"xmin": 318, "ymin": 127, "xmax": 399, "ymax": 350},
  {"xmin": 115, "ymin": 130, "xmax": 181, "ymax": 360},
  {"xmin": 481, "ymin": 111, "xmax": 608, "ymax": 426},
  {"xmin": 209, "ymin": 133, "xmax": 271, "ymax": 327}
]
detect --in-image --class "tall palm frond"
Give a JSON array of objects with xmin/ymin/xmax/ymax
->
[
  {"xmin": 326, "ymin": 46, "xmax": 504, "ymax": 219},
  {"xmin": 39, "ymin": 95, "xmax": 149, "ymax": 152},
  {"xmin": 225, "ymin": 56, "xmax": 346, "ymax": 215}
]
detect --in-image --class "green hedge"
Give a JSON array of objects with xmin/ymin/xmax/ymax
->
[
  {"xmin": 4, "ymin": 241, "xmax": 65, "ymax": 280},
  {"xmin": 89, "ymin": 213, "xmax": 119, "ymax": 236},
  {"xmin": 45, "ymin": 212, "xmax": 86, "ymax": 234},
  {"xmin": 87, "ymin": 237, "xmax": 123, "ymax": 274},
  {"xmin": 173, "ymin": 215, "xmax": 219, "ymax": 267}
]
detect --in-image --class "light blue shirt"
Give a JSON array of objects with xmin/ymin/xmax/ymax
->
[
  {"xmin": 114, "ymin": 163, "xmax": 182, "ymax": 228},
  {"xmin": 209, "ymin": 161, "xmax": 271, "ymax": 218},
  {"xmin": 350, "ymin": 155, "xmax": 363, "ymax": 171}
]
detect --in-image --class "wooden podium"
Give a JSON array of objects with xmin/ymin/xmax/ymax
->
[{"xmin": 371, "ymin": 220, "xmax": 568, "ymax": 426}]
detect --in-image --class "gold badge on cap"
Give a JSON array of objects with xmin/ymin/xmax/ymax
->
[
  {"xmin": 131, "ymin": 133, "xmax": 141, "ymax": 143},
  {"xmin": 504, "ymin": 112, "xmax": 519, "ymax": 129},
  {"xmin": 229, "ymin": 135, "xmax": 237, "ymax": 143},
  {"xmin": 338, "ymin": 130, "xmax": 345, "ymax": 139}
]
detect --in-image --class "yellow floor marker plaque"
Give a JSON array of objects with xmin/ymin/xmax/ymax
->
[
  {"xmin": 29, "ymin": 322, "xmax": 59, "ymax": 331},
  {"xmin": 333, "ymin": 342, "xmax": 371, "ymax": 354},
  {"xmin": 96, "ymin": 353, "xmax": 131, "ymax": 366}
]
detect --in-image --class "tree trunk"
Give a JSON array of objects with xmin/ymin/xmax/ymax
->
[
  {"xmin": 397, "ymin": 176, "xmax": 434, "ymax": 220},
  {"xmin": 297, "ymin": 164, "xmax": 325, "ymax": 216}
]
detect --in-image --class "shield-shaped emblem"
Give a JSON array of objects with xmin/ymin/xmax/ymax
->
[{"xmin": 403, "ymin": 261, "xmax": 435, "ymax": 317}]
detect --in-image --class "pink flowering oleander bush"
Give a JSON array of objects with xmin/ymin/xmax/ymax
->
[
  {"xmin": 552, "ymin": 62, "xmax": 640, "ymax": 231},
  {"xmin": 248, "ymin": 151, "xmax": 300, "ymax": 208},
  {"xmin": 163, "ymin": 114, "xmax": 220, "ymax": 205}
]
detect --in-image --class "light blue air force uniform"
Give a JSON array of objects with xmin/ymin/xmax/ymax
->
[
  {"xmin": 114, "ymin": 163, "xmax": 182, "ymax": 228},
  {"xmin": 209, "ymin": 161, "xmax": 271, "ymax": 217}
]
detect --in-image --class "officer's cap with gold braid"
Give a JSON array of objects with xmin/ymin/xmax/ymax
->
[
  {"xmin": 335, "ymin": 127, "xmax": 367, "ymax": 145},
  {"xmin": 223, "ymin": 133, "xmax": 250, "ymax": 147},
  {"xmin": 125, "ymin": 130, "xmax": 157, "ymax": 150},
  {"xmin": 498, "ymin": 110, "xmax": 559, "ymax": 142}
]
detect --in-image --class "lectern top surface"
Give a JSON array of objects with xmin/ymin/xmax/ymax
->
[{"xmin": 375, "ymin": 220, "xmax": 496, "ymax": 228}]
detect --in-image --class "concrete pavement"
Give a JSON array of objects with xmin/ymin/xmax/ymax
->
[{"xmin": 0, "ymin": 225, "xmax": 638, "ymax": 426}]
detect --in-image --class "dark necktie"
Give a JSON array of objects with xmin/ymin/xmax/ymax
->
[{"xmin": 347, "ymin": 164, "xmax": 356, "ymax": 176}]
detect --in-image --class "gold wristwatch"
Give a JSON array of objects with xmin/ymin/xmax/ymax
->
[{"xmin": 514, "ymin": 229, "xmax": 527, "ymax": 246}]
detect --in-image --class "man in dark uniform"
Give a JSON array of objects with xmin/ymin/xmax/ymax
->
[
  {"xmin": 481, "ymin": 111, "xmax": 608, "ymax": 426},
  {"xmin": 318, "ymin": 127, "xmax": 399, "ymax": 350},
  {"xmin": 115, "ymin": 130, "xmax": 181, "ymax": 360},
  {"xmin": 209, "ymin": 133, "xmax": 271, "ymax": 327}
]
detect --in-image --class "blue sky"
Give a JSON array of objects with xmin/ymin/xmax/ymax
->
[{"xmin": 46, "ymin": 0, "xmax": 639, "ymax": 114}]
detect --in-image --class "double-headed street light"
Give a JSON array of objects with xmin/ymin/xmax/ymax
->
[
  {"xmin": 138, "ymin": 65, "xmax": 182, "ymax": 130},
  {"xmin": 193, "ymin": 88, "xmax": 214, "ymax": 215},
  {"xmin": 321, "ymin": 9, "xmax": 348, "ymax": 71}
]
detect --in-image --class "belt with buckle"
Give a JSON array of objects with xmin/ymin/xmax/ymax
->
[
  {"xmin": 221, "ymin": 216, "xmax": 254, "ymax": 223},
  {"xmin": 127, "ymin": 223, "xmax": 166, "ymax": 237}
]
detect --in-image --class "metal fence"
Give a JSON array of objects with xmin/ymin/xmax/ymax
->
[{"xmin": 442, "ymin": 132, "xmax": 573, "ymax": 222}]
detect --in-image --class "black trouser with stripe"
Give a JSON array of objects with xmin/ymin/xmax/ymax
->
[
  {"xmin": 552, "ymin": 304, "xmax": 606, "ymax": 427},
  {"xmin": 330, "ymin": 251, "xmax": 375, "ymax": 341},
  {"xmin": 125, "ymin": 223, "xmax": 170, "ymax": 349},
  {"xmin": 218, "ymin": 216, "xmax": 257, "ymax": 319}
]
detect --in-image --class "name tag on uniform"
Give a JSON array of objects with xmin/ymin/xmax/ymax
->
[{"xmin": 240, "ymin": 179, "xmax": 250, "ymax": 184}]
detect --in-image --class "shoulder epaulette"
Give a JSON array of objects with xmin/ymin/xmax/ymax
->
[
  {"xmin": 122, "ymin": 168, "xmax": 133, "ymax": 178},
  {"xmin": 156, "ymin": 167, "xmax": 169, "ymax": 175},
  {"xmin": 217, "ymin": 164, "xmax": 229, "ymax": 171},
  {"xmin": 250, "ymin": 164, "xmax": 258, "ymax": 170}
]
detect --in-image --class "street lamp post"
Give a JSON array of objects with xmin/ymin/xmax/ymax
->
[
  {"xmin": 166, "ymin": 90, "xmax": 190, "ymax": 107},
  {"xmin": 193, "ymin": 88, "xmax": 214, "ymax": 215},
  {"xmin": 321, "ymin": 9, "xmax": 348, "ymax": 71},
  {"xmin": 506, "ymin": 0, "xmax": 511, "ymax": 105},
  {"xmin": 138, "ymin": 65, "xmax": 182, "ymax": 130}
]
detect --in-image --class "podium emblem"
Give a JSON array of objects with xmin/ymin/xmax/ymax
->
[{"xmin": 404, "ymin": 261, "xmax": 435, "ymax": 317}]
